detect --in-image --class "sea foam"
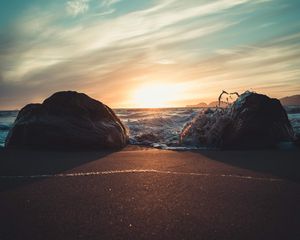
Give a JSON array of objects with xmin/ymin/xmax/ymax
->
[{"xmin": 0, "ymin": 108, "xmax": 299, "ymax": 149}]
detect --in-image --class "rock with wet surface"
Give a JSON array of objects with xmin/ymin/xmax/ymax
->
[
  {"xmin": 180, "ymin": 91, "xmax": 294, "ymax": 149},
  {"xmin": 5, "ymin": 91, "xmax": 128, "ymax": 149}
]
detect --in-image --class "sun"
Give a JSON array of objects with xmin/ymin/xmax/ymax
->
[{"xmin": 132, "ymin": 83, "xmax": 180, "ymax": 108}]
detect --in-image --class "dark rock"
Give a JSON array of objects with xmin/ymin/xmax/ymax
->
[
  {"xmin": 204, "ymin": 108, "xmax": 214, "ymax": 115},
  {"xmin": 295, "ymin": 133, "xmax": 300, "ymax": 147},
  {"xmin": 5, "ymin": 91, "xmax": 128, "ymax": 149},
  {"xmin": 180, "ymin": 91, "xmax": 294, "ymax": 149}
]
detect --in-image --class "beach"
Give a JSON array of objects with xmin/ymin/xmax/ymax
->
[
  {"xmin": 0, "ymin": 146, "xmax": 299, "ymax": 240},
  {"xmin": 2, "ymin": 0, "xmax": 300, "ymax": 239}
]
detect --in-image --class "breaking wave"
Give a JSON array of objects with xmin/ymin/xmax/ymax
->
[{"xmin": 0, "ymin": 107, "xmax": 299, "ymax": 149}]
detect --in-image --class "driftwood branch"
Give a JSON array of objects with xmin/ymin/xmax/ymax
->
[
  {"xmin": 218, "ymin": 90, "xmax": 229, "ymax": 107},
  {"xmin": 218, "ymin": 90, "xmax": 240, "ymax": 107}
]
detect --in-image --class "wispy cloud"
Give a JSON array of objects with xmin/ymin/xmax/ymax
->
[
  {"xmin": 101, "ymin": 0, "xmax": 122, "ymax": 8},
  {"xmin": 66, "ymin": 0, "xmax": 90, "ymax": 16},
  {"xmin": 1, "ymin": 0, "xmax": 246, "ymax": 83},
  {"xmin": 0, "ymin": 0, "xmax": 299, "ymax": 109}
]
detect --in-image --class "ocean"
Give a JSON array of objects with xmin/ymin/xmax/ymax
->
[{"xmin": 0, "ymin": 108, "xmax": 299, "ymax": 149}]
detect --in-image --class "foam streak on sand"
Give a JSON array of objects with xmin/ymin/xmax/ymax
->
[{"xmin": 0, "ymin": 169, "xmax": 283, "ymax": 182}]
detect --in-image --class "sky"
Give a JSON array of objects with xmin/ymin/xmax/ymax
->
[{"xmin": 0, "ymin": 0, "xmax": 300, "ymax": 109}]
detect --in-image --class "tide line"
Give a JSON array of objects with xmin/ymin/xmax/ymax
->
[{"xmin": 0, "ymin": 169, "xmax": 283, "ymax": 182}]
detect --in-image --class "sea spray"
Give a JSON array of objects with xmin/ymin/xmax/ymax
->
[{"xmin": 0, "ymin": 106, "xmax": 299, "ymax": 149}]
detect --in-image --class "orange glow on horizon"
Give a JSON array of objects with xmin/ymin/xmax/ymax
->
[{"xmin": 131, "ymin": 83, "xmax": 183, "ymax": 108}]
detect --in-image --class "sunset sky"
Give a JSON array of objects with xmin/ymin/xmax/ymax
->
[{"xmin": 0, "ymin": 0, "xmax": 300, "ymax": 109}]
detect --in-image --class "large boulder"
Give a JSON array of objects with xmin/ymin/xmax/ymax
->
[
  {"xmin": 180, "ymin": 91, "xmax": 294, "ymax": 149},
  {"xmin": 5, "ymin": 91, "xmax": 128, "ymax": 149},
  {"xmin": 295, "ymin": 133, "xmax": 300, "ymax": 147}
]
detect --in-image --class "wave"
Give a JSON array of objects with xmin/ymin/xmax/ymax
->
[
  {"xmin": 0, "ymin": 111, "xmax": 18, "ymax": 117},
  {"xmin": 285, "ymin": 106, "xmax": 300, "ymax": 114},
  {"xmin": 0, "ymin": 108, "xmax": 299, "ymax": 149},
  {"xmin": 116, "ymin": 108, "xmax": 201, "ymax": 148},
  {"xmin": 0, "ymin": 124, "xmax": 12, "ymax": 131},
  {"xmin": 288, "ymin": 113, "xmax": 300, "ymax": 134}
]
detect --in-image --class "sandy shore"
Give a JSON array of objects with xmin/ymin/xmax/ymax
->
[{"xmin": 0, "ymin": 146, "xmax": 299, "ymax": 239}]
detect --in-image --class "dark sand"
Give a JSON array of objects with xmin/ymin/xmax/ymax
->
[{"xmin": 0, "ymin": 146, "xmax": 299, "ymax": 240}]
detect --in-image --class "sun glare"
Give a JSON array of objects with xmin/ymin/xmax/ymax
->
[{"xmin": 133, "ymin": 83, "xmax": 180, "ymax": 108}]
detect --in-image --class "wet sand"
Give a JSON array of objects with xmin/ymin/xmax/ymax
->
[{"xmin": 0, "ymin": 146, "xmax": 299, "ymax": 240}]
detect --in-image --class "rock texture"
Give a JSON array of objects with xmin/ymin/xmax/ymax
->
[
  {"xmin": 180, "ymin": 91, "xmax": 294, "ymax": 149},
  {"xmin": 295, "ymin": 133, "xmax": 300, "ymax": 147},
  {"xmin": 5, "ymin": 91, "xmax": 128, "ymax": 149}
]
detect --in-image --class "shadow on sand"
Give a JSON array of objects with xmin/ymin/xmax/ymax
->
[
  {"xmin": 1, "ymin": 146, "xmax": 299, "ymax": 193},
  {"xmin": 198, "ymin": 148, "xmax": 300, "ymax": 183},
  {"xmin": 0, "ymin": 147, "xmax": 117, "ymax": 192}
]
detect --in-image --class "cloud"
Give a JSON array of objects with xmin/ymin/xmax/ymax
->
[
  {"xmin": 101, "ymin": 0, "xmax": 121, "ymax": 7},
  {"xmin": 1, "ymin": 0, "xmax": 245, "ymax": 83},
  {"xmin": 185, "ymin": 34, "xmax": 300, "ymax": 99},
  {"xmin": 1, "ymin": 0, "xmax": 299, "ymax": 109},
  {"xmin": 66, "ymin": 0, "xmax": 90, "ymax": 16},
  {"xmin": 93, "ymin": 9, "xmax": 115, "ymax": 16},
  {"xmin": 156, "ymin": 59, "xmax": 176, "ymax": 65}
]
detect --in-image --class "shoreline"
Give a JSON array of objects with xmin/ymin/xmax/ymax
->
[{"xmin": 1, "ymin": 145, "xmax": 299, "ymax": 183}]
